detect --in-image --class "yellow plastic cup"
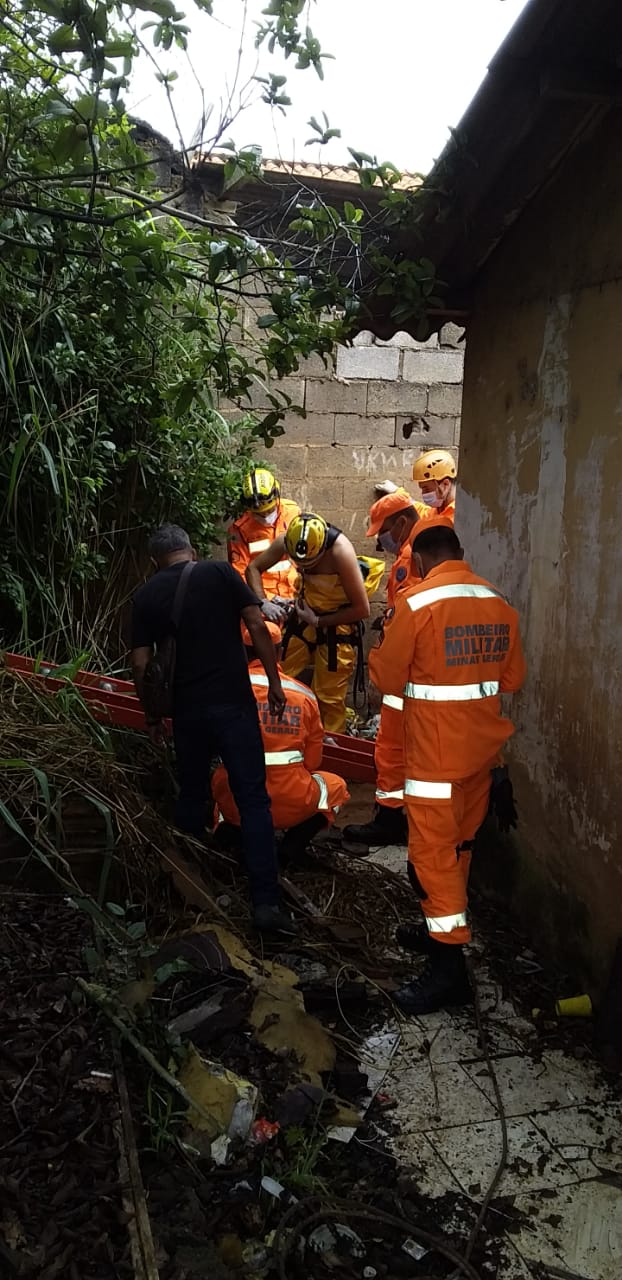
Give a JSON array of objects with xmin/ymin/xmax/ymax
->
[{"xmin": 555, "ymin": 994, "xmax": 593, "ymax": 1017}]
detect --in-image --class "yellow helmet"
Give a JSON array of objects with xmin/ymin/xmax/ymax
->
[
  {"xmin": 284, "ymin": 512, "xmax": 328, "ymax": 566},
  {"xmin": 412, "ymin": 449, "xmax": 457, "ymax": 483},
  {"xmin": 242, "ymin": 468, "xmax": 280, "ymax": 513}
]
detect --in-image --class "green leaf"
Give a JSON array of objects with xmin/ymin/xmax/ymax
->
[
  {"xmin": 38, "ymin": 442, "xmax": 61, "ymax": 497},
  {"xmin": 51, "ymin": 122, "xmax": 89, "ymax": 165},
  {"xmin": 47, "ymin": 25, "xmax": 83, "ymax": 55},
  {"xmin": 174, "ymin": 382, "xmax": 196, "ymax": 417},
  {"xmin": 257, "ymin": 313, "xmax": 278, "ymax": 328},
  {"xmin": 127, "ymin": 920, "xmax": 147, "ymax": 940}
]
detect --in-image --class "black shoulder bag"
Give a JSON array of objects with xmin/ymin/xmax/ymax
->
[{"xmin": 142, "ymin": 561, "xmax": 196, "ymax": 721}]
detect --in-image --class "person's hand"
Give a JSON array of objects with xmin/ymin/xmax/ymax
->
[
  {"xmin": 268, "ymin": 679, "xmax": 286, "ymax": 721},
  {"xmin": 375, "ymin": 479, "xmax": 398, "ymax": 495},
  {"xmin": 261, "ymin": 599, "xmax": 286, "ymax": 623},
  {"xmin": 145, "ymin": 718, "xmax": 166, "ymax": 747},
  {"xmin": 295, "ymin": 599, "xmax": 319, "ymax": 628}
]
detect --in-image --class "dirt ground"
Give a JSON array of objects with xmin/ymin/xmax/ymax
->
[
  {"xmin": 1, "ymin": 775, "xmax": 621, "ymax": 1280},
  {"xmin": 0, "ymin": 894, "xmax": 131, "ymax": 1279}
]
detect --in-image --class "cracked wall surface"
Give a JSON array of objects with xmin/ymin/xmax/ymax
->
[{"xmin": 457, "ymin": 112, "xmax": 622, "ymax": 986}]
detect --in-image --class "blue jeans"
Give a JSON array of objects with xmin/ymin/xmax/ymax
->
[{"xmin": 173, "ymin": 703, "xmax": 278, "ymax": 908}]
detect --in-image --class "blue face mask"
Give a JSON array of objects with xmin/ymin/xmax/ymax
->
[
  {"xmin": 378, "ymin": 527, "xmax": 402, "ymax": 556},
  {"xmin": 421, "ymin": 490, "xmax": 442, "ymax": 508}
]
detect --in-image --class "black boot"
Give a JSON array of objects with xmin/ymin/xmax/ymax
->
[
  {"xmin": 394, "ymin": 939, "xmax": 473, "ymax": 1016},
  {"xmin": 395, "ymin": 923, "xmax": 433, "ymax": 955},
  {"xmin": 342, "ymin": 804, "xmax": 408, "ymax": 851},
  {"xmin": 279, "ymin": 814, "xmax": 328, "ymax": 863}
]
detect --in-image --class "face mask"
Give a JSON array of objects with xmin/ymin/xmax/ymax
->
[
  {"xmin": 421, "ymin": 490, "xmax": 442, "ymax": 508},
  {"xmin": 259, "ymin": 508, "xmax": 278, "ymax": 525},
  {"xmin": 378, "ymin": 529, "xmax": 401, "ymax": 556}
]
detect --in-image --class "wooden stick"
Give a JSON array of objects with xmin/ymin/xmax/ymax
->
[{"xmin": 76, "ymin": 977, "xmax": 215, "ymax": 1128}]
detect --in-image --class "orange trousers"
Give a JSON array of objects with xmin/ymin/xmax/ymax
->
[
  {"xmin": 212, "ymin": 764, "xmax": 349, "ymax": 831},
  {"xmin": 405, "ymin": 763, "xmax": 493, "ymax": 945},
  {"xmin": 374, "ymin": 698, "xmax": 404, "ymax": 809}
]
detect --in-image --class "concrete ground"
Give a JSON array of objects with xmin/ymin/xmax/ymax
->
[{"xmin": 334, "ymin": 806, "xmax": 622, "ymax": 1279}]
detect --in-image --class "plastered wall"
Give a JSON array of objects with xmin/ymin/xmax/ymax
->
[{"xmin": 457, "ymin": 112, "xmax": 622, "ymax": 986}]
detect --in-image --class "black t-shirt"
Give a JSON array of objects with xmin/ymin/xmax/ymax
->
[{"xmin": 131, "ymin": 560, "xmax": 259, "ymax": 717}]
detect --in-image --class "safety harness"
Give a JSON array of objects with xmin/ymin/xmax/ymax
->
[{"xmin": 280, "ymin": 524, "xmax": 369, "ymax": 703}]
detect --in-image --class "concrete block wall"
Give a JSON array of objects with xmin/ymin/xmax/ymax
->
[{"xmin": 261, "ymin": 322, "xmax": 464, "ymax": 552}]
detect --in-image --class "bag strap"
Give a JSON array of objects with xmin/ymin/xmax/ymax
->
[{"xmin": 171, "ymin": 560, "xmax": 196, "ymax": 631}]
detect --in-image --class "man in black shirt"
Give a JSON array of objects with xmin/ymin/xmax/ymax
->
[{"xmin": 131, "ymin": 523, "xmax": 295, "ymax": 936}]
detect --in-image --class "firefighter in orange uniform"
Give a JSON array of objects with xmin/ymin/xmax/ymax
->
[
  {"xmin": 212, "ymin": 622, "xmax": 350, "ymax": 857},
  {"xmin": 369, "ymin": 489, "xmax": 423, "ymax": 609},
  {"xmin": 412, "ymin": 448, "xmax": 457, "ymax": 520},
  {"xmin": 369, "ymin": 519, "xmax": 526, "ymax": 1015},
  {"xmin": 342, "ymin": 490, "xmax": 427, "ymax": 848},
  {"xmin": 227, "ymin": 469, "xmax": 300, "ymax": 622}
]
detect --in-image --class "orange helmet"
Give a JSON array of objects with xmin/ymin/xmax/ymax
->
[
  {"xmin": 412, "ymin": 449, "xmax": 457, "ymax": 483},
  {"xmin": 412, "ymin": 515, "xmax": 457, "ymax": 547},
  {"xmin": 366, "ymin": 489, "xmax": 414, "ymax": 537}
]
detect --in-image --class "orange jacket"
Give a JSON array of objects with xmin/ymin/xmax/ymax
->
[
  {"xmin": 386, "ymin": 523, "xmax": 427, "ymax": 611},
  {"xmin": 227, "ymin": 498, "xmax": 300, "ymax": 600},
  {"xmin": 369, "ymin": 561, "xmax": 526, "ymax": 782},
  {"xmin": 212, "ymin": 661, "xmax": 345, "ymax": 828}
]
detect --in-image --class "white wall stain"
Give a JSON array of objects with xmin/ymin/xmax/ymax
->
[{"xmin": 351, "ymin": 447, "xmax": 425, "ymax": 476}]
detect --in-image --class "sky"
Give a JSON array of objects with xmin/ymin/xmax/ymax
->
[{"xmin": 128, "ymin": 0, "xmax": 530, "ymax": 174}]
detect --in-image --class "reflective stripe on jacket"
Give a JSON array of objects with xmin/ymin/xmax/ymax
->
[
  {"xmin": 211, "ymin": 662, "xmax": 349, "ymax": 827},
  {"xmin": 369, "ymin": 560, "xmax": 526, "ymax": 781}
]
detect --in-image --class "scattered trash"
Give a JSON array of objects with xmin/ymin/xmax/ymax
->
[
  {"xmin": 555, "ymin": 994, "xmax": 593, "ymax": 1017},
  {"xmin": 533, "ymin": 994, "xmax": 594, "ymax": 1021},
  {"xmin": 277, "ymin": 954, "xmax": 329, "ymax": 986},
  {"xmin": 276, "ymin": 1082, "xmax": 327, "ymax": 1129},
  {"xmin": 260, "ymin": 1176, "xmax": 287, "ymax": 1200},
  {"xmin": 168, "ymin": 988, "xmax": 227, "ymax": 1036},
  {"xmin": 329, "ymin": 1025, "xmax": 400, "ymax": 1142},
  {"xmin": 308, "ymin": 1223, "xmax": 366, "ymax": 1259},
  {"xmin": 357, "ymin": 714, "xmax": 381, "ymax": 740},
  {"xmin": 210, "ymin": 1134, "xmax": 231, "ymax": 1166},
  {"xmin": 250, "ymin": 976, "xmax": 336, "ymax": 1086},
  {"xmin": 250, "ymin": 1118, "xmax": 280, "ymax": 1144},
  {"xmin": 375, "ymin": 1092, "xmax": 397, "ymax": 1111},
  {"xmin": 402, "ymin": 1237, "xmax": 429, "ymax": 1262},
  {"xmin": 178, "ymin": 1048, "xmax": 258, "ymax": 1148},
  {"xmin": 242, "ymin": 1240, "xmax": 270, "ymax": 1271},
  {"xmin": 153, "ymin": 928, "xmax": 231, "ymax": 976}
]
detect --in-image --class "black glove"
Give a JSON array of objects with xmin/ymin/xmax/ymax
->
[{"xmin": 489, "ymin": 765, "xmax": 517, "ymax": 833}]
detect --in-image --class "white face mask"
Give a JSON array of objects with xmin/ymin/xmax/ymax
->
[
  {"xmin": 259, "ymin": 508, "xmax": 279, "ymax": 525},
  {"xmin": 421, "ymin": 490, "xmax": 442, "ymax": 508}
]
